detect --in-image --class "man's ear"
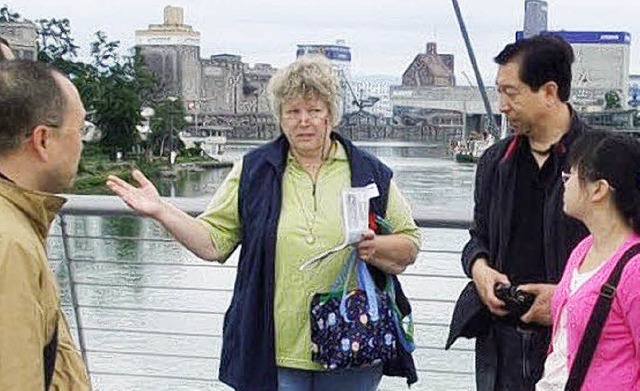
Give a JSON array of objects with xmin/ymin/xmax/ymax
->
[
  {"xmin": 543, "ymin": 81, "xmax": 559, "ymax": 104},
  {"xmin": 27, "ymin": 125, "xmax": 54, "ymax": 163}
]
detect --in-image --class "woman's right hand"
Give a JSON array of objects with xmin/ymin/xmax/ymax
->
[{"xmin": 107, "ymin": 169, "xmax": 165, "ymax": 219}]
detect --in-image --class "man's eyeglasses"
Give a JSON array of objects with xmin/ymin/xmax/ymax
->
[{"xmin": 44, "ymin": 122, "xmax": 90, "ymax": 140}]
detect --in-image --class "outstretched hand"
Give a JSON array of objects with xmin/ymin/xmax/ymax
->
[{"xmin": 106, "ymin": 169, "xmax": 165, "ymax": 218}]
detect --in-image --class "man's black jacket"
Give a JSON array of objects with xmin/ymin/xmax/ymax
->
[{"xmin": 447, "ymin": 113, "xmax": 590, "ymax": 348}]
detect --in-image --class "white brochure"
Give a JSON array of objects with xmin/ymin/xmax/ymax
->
[{"xmin": 299, "ymin": 183, "xmax": 379, "ymax": 270}]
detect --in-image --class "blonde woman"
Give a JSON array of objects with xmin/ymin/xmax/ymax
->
[{"xmin": 107, "ymin": 55, "xmax": 420, "ymax": 391}]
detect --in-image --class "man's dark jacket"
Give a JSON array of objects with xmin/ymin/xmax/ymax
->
[
  {"xmin": 446, "ymin": 112, "xmax": 590, "ymax": 362},
  {"xmin": 218, "ymin": 132, "xmax": 417, "ymax": 390}
]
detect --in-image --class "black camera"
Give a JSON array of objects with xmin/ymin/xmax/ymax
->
[{"xmin": 494, "ymin": 283, "xmax": 535, "ymax": 318}]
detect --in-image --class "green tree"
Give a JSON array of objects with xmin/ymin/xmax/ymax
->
[
  {"xmin": 34, "ymin": 22, "xmax": 158, "ymax": 157},
  {"xmin": 87, "ymin": 31, "xmax": 142, "ymax": 155},
  {"xmin": 36, "ymin": 17, "xmax": 80, "ymax": 65},
  {"xmin": 148, "ymin": 96, "xmax": 187, "ymax": 157},
  {"xmin": 7, "ymin": 6, "xmax": 171, "ymax": 160},
  {"xmin": 604, "ymin": 90, "xmax": 622, "ymax": 110}
]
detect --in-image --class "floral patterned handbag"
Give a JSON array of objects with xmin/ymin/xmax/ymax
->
[{"xmin": 310, "ymin": 249, "xmax": 399, "ymax": 370}]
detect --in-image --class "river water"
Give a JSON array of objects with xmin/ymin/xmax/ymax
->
[{"xmin": 50, "ymin": 144, "xmax": 478, "ymax": 391}]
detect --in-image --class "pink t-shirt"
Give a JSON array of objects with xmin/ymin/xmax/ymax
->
[{"xmin": 548, "ymin": 233, "xmax": 640, "ymax": 390}]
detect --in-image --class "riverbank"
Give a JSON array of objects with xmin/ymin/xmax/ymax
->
[{"xmin": 73, "ymin": 151, "xmax": 232, "ymax": 195}]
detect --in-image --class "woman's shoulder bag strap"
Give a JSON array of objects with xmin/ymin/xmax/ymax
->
[{"xmin": 565, "ymin": 243, "xmax": 640, "ymax": 391}]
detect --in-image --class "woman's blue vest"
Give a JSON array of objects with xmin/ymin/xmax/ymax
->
[{"xmin": 219, "ymin": 133, "xmax": 417, "ymax": 390}]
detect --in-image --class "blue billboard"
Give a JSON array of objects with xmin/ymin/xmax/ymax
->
[
  {"xmin": 296, "ymin": 45, "xmax": 352, "ymax": 62},
  {"xmin": 516, "ymin": 30, "xmax": 631, "ymax": 45}
]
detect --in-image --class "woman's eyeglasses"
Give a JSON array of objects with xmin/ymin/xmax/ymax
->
[{"xmin": 561, "ymin": 171, "xmax": 616, "ymax": 192}]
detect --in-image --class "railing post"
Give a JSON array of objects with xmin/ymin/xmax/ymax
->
[{"xmin": 59, "ymin": 214, "xmax": 92, "ymax": 388}]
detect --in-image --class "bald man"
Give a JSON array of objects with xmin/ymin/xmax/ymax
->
[{"xmin": 0, "ymin": 60, "xmax": 90, "ymax": 390}]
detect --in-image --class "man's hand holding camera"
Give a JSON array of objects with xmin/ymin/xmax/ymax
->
[
  {"xmin": 472, "ymin": 258, "xmax": 555, "ymax": 325},
  {"xmin": 471, "ymin": 258, "xmax": 510, "ymax": 317}
]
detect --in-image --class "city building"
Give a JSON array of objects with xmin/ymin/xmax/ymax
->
[
  {"xmin": 401, "ymin": 42, "xmax": 455, "ymax": 87},
  {"xmin": 0, "ymin": 20, "xmax": 38, "ymax": 60},
  {"xmin": 135, "ymin": 6, "xmax": 202, "ymax": 102},
  {"xmin": 390, "ymin": 85, "xmax": 501, "ymax": 135},
  {"xmin": 297, "ymin": 41, "xmax": 393, "ymax": 118},
  {"xmin": 199, "ymin": 54, "xmax": 275, "ymax": 115},
  {"xmin": 523, "ymin": 0, "xmax": 548, "ymax": 38},
  {"xmin": 296, "ymin": 40, "xmax": 353, "ymax": 113},
  {"xmin": 296, "ymin": 40, "xmax": 352, "ymax": 81},
  {"xmin": 516, "ymin": 30, "xmax": 632, "ymax": 111},
  {"xmin": 390, "ymin": 42, "xmax": 499, "ymax": 136},
  {"xmin": 136, "ymin": 6, "xmax": 276, "ymax": 117},
  {"xmin": 351, "ymin": 77, "xmax": 395, "ymax": 118},
  {"xmin": 629, "ymin": 74, "xmax": 640, "ymax": 108}
]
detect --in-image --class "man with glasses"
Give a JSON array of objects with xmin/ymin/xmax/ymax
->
[
  {"xmin": 447, "ymin": 34, "xmax": 590, "ymax": 390},
  {"xmin": 0, "ymin": 60, "xmax": 90, "ymax": 390}
]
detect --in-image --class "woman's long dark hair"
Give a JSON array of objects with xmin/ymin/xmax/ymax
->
[{"xmin": 567, "ymin": 130, "xmax": 640, "ymax": 234}]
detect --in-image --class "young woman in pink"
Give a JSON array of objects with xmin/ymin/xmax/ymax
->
[{"xmin": 536, "ymin": 130, "xmax": 640, "ymax": 390}]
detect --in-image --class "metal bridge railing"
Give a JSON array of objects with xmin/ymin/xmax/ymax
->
[{"xmin": 49, "ymin": 195, "xmax": 475, "ymax": 391}]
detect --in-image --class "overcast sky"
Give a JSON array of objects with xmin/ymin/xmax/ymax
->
[{"xmin": 9, "ymin": 0, "xmax": 640, "ymax": 84}]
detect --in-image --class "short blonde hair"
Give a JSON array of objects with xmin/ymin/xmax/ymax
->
[{"xmin": 267, "ymin": 54, "xmax": 343, "ymax": 127}]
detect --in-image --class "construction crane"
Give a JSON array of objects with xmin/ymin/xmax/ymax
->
[
  {"xmin": 337, "ymin": 69, "xmax": 380, "ymax": 113},
  {"xmin": 451, "ymin": 0, "xmax": 499, "ymax": 138}
]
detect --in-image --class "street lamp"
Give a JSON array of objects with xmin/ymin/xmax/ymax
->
[
  {"xmin": 167, "ymin": 96, "xmax": 178, "ymax": 165},
  {"xmin": 136, "ymin": 106, "xmax": 155, "ymax": 142},
  {"xmin": 137, "ymin": 106, "xmax": 155, "ymax": 160}
]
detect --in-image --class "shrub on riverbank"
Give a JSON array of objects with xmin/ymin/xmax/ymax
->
[{"xmin": 73, "ymin": 145, "xmax": 219, "ymax": 194}]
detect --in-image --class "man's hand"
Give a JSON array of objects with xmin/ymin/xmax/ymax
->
[
  {"xmin": 471, "ymin": 258, "xmax": 511, "ymax": 316},
  {"xmin": 518, "ymin": 283, "xmax": 555, "ymax": 326}
]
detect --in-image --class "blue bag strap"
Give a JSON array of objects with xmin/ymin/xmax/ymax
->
[
  {"xmin": 339, "ymin": 249, "xmax": 380, "ymax": 322},
  {"xmin": 357, "ymin": 257, "xmax": 380, "ymax": 322},
  {"xmin": 331, "ymin": 249, "xmax": 357, "ymax": 292},
  {"xmin": 386, "ymin": 275, "xmax": 416, "ymax": 353},
  {"xmin": 338, "ymin": 250, "xmax": 357, "ymax": 322}
]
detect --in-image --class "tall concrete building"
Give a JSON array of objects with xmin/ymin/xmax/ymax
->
[
  {"xmin": 0, "ymin": 20, "xmax": 38, "ymax": 60},
  {"xmin": 517, "ymin": 31, "xmax": 632, "ymax": 111},
  {"xmin": 523, "ymin": 0, "xmax": 548, "ymax": 38},
  {"xmin": 136, "ymin": 6, "xmax": 275, "ymax": 117},
  {"xmin": 135, "ymin": 6, "xmax": 202, "ymax": 102},
  {"xmin": 199, "ymin": 54, "xmax": 275, "ymax": 115}
]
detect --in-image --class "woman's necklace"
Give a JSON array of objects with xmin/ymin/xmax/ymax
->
[
  {"xmin": 293, "ymin": 180, "xmax": 318, "ymax": 245},
  {"xmin": 291, "ymin": 141, "xmax": 335, "ymax": 245}
]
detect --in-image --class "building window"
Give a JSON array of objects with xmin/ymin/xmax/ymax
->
[
  {"xmin": 13, "ymin": 49, "xmax": 37, "ymax": 61},
  {"xmin": 22, "ymin": 50, "xmax": 36, "ymax": 60}
]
